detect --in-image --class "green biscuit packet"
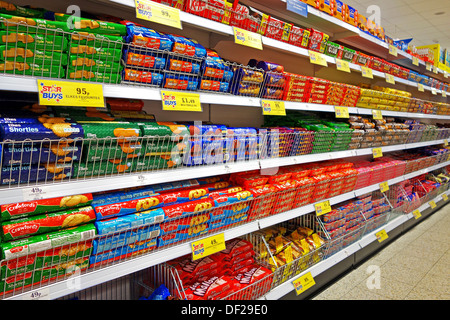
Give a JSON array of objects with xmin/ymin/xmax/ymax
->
[
  {"xmin": 68, "ymin": 42, "xmax": 122, "ymax": 61},
  {"xmin": 0, "ymin": 223, "xmax": 97, "ymax": 260},
  {"xmin": 0, "ymin": 31, "xmax": 68, "ymax": 52},
  {"xmin": 0, "ymin": 44, "xmax": 68, "ymax": 64},
  {"xmin": 68, "ymin": 32, "xmax": 124, "ymax": 48},
  {"xmin": 0, "ymin": 13, "xmax": 71, "ymax": 33},
  {"xmin": 0, "ymin": 1, "xmax": 45, "ymax": 18},
  {"xmin": 0, "ymin": 60, "xmax": 65, "ymax": 77},
  {"xmin": 68, "ymin": 55, "xmax": 122, "ymax": 72},
  {"xmin": 54, "ymin": 13, "xmax": 127, "ymax": 36},
  {"xmin": 66, "ymin": 67, "xmax": 122, "ymax": 84}
]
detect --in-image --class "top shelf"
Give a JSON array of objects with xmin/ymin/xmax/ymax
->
[{"xmin": 105, "ymin": 0, "xmax": 449, "ymax": 96}]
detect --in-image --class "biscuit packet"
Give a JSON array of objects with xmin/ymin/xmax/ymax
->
[
  {"xmin": 0, "ymin": 31, "xmax": 68, "ymax": 51},
  {"xmin": 1, "ymin": 193, "xmax": 93, "ymax": 221},
  {"xmin": 0, "ymin": 13, "xmax": 71, "ymax": 33},
  {"xmin": 54, "ymin": 13, "xmax": 127, "ymax": 36},
  {"xmin": 1, "ymin": 205, "xmax": 96, "ymax": 241}
]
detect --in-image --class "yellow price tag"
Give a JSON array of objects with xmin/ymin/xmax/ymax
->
[
  {"xmin": 233, "ymin": 27, "xmax": 263, "ymax": 50},
  {"xmin": 308, "ymin": 50, "xmax": 328, "ymax": 67},
  {"xmin": 385, "ymin": 73, "xmax": 395, "ymax": 84},
  {"xmin": 135, "ymin": 0, "xmax": 182, "ymax": 29},
  {"xmin": 412, "ymin": 209, "xmax": 421, "ymax": 219},
  {"xmin": 335, "ymin": 58, "xmax": 351, "ymax": 73},
  {"xmin": 444, "ymin": 139, "xmax": 448, "ymax": 146},
  {"xmin": 442, "ymin": 194, "xmax": 448, "ymax": 201},
  {"xmin": 379, "ymin": 181, "xmax": 389, "ymax": 193},
  {"xmin": 433, "ymin": 66, "xmax": 439, "ymax": 74},
  {"xmin": 372, "ymin": 109, "xmax": 382, "ymax": 120},
  {"xmin": 444, "ymin": 72, "xmax": 449, "ymax": 79},
  {"xmin": 161, "ymin": 90, "xmax": 202, "ymax": 112},
  {"xmin": 412, "ymin": 56, "xmax": 419, "ymax": 66},
  {"xmin": 37, "ymin": 79, "xmax": 104, "ymax": 108},
  {"xmin": 361, "ymin": 66, "xmax": 373, "ymax": 79},
  {"xmin": 443, "ymin": 91, "xmax": 447, "ymax": 98},
  {"xmin": 261, "ymin": 100, "xmax": 286, "ymax": 116},
  {"xmin": 429, "ymin": 200, "xmax": 436, "ymax": 209},
  {"xmin": 293, "ymin": 272, "xmax": 315, "ymax": 295},
  {"xmin": 375, "ymin": 229, "xmax": 388, "ymax": 243},
  {"xmin": 431, "ymin": 88, "xmax": 437, "ymax": 95},
  {"xmin": 191, "ymin": 233, "xmax": 226, "ymax": 261},
  {"xmin": 373, "ymin": 147, "xmax": 383, "ymax": 158},
  {"xmin": 389, "ymin": 45, "xmax": 398, "ymax": 57},
  {"xmin": 426, "ymin": 63, "xmax": 432, "ymax": 71},
  {"xmin": 335, "ymin": 106, "xmax": 349, "ymax": 118},
  {"xmin": 315, "ymin": 200, "xmax": 331, "ymax": 216},
  {"xmin": 417, "ymin": 83, "xmax": 425, "ymax": 92}
]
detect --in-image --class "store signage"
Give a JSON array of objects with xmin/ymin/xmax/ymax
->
[
  {"xmin": 308, "ymin": 50, "xmax": 328, "ymax": 67},
  {"xmin": 431, "ymin": 88, "xmax": 437, "ymax": 95},
  {"xmin": 412, "ymin": 56, "xmax": 419, "ymax": 66},
  {"xmin": 191, "ymin": 233, "xmax": 226, "ymax": 260},
  {"xmin": 379, "ymin": 181, "xmax": 389, "ymax": 193},
  {"xmin": 261, "ymin": 100, "xmax": 286, "ymax": 116},
  {"xmin": 372, "ymin": 109, "xmax": 382, "ymax": 120},
  {"xmin": 412, "ymin": 209, "xmax": 421, "ymax": 219},
  {"xmin": 335, "ymin": 106, "xmax": 349, "ymax": 118},
  {"xmin": 433, "ymin": 66, "xmax": 439, "ymax": 74},
  {"xmin": 37, "ymin": 79, "xmax": 105, "ymax": 108},
  {"xmin": 442, "ymin": 194, "xmax": 448, "ymax": 201},
  {"xmin": 161, "ymin": 90, "xmax": 202, "ymax": 112},
  {"xmin": 429, "ymin": 200, "xmax": 437, "ymax": 209},
  {"xmin": 443, "ymin": 91, "xmax": 447, "ymax": 98},
  {"xmin": 335, "ymin": 58, "xmax": 351, "ymax": 73},
  {"xmin": 372, "ymin": 147, "xmax": 383, "ymax": 158},
  {"xmin": 135, "ymin": 0, "xmax": 182, "ymax": 29},
  {"xmin": 426, "ymin": 62, "xmax": 432, "ymax": 71},
  {"xmin": 417, "ymin": 83, "xmax": 425, "ymax": 92},
  {"xmin": 293, "ymin": 272, "xmax": 315, "ymax": 295},
  {"xmin": 388, "ymin": 45, "xmax": 398, "ymax": 57},
  {"xmin": 385, "ymin": 73, "xmax": 395, "ymax": 84},
  {"xmin": 315, "ymin": 200, "xmax": 331, "ymax": 216},
  {"xmin": 286, "ymin": 0, "xmax": 308, "ymax": 18},
  {"xmin": 361, "ymin": 66, "xmax": 373, "ymax": 79},
  {"xmin": 233, "ymin": 27, "xmax": 263, "ymax": 50},
  {"xmin": 444, "ymin": 139, "xmax": 448, "ymax": 146},
  {"xmin": 375, "ymin": 229, "xmax": 388, "ymax": 242}
]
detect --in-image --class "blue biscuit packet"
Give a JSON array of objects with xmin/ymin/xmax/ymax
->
[
  {"xmin": 0, "ymin": 117, "xmax": 41, "ymax": 124},
  {"xmin": 122, "ymin": 47, "xmax": 166, "ymax": 70},
  {"xmin": 0, "ymin": 163, "xmax": 72, "ymax": 184},
  {"xmin": 162, "ymin": 73, "xmax": 199, "ymax": 91},
  {"xmin": 166, "ymin": 58, "xmax": 201, "ymax": 74},
  {"xmin": 0, "ymin": 123, "xmax": 83, "ymax": 141},
  {"xmin": 92, "ymin": 224, "xmax": 160, "ymax": 254},
  {"xmin": 125, "ymin": 25, "xmax": 173, "ymax": 50},
  {"xmin": 94, "ymin": 208, "xmax": 165, "ymax": 235},
  {"xmin": 2, "ymin": 144, "xmax": 81, "ymax": 165},
  {"xmin": 166, "ymin": 34, "xmax": 206, "ymax": 59},
  {"xmin": 89, "ymin": 238, "xmax": 158, "ymax": 267}
]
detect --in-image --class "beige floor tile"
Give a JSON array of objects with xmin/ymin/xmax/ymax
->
[
  {"xmin": 374, "ymin": 276, "xmax": 415, "ymax": 300},
  {"xmin": 404, "ymin": 286, "xmax": 450, "ymax": 300},
  {"xmin": 339, "ymin": 282, "xmax": 389, "ymax": 300},
  {"xmin": 415, "ymin": 273, "xmax": 450, "ymax": 296},
  {"xmin": 379, "ymin": 264, "xmax": 429, "ymax": 287},
  {"xmin": 383, "ymin": 253, "xmax": 437, "ymax": 272},
  {"xmin": 396, "ymin": 245, "xmax": 445, "ymax": 264}
]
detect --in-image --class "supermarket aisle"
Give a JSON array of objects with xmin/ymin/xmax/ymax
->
[{"xmin": 312, "ymin": 205, "xmax": 450, "ymax": 300}]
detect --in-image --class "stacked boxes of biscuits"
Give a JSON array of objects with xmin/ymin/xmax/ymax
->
[
  {"xmin": 248, "ymin": 59, "xmax": 286, "ymax": 100},
  {"xmin": 0, "ymin": 193, "xmax": 96, "ymax": 295},
  {"xmin": 0, "ymin": 100, "xmax": 84, "ymax": 185},
  {"xmin": 53, "ymin": 13, "xmax": 125, "ymax": 84},
  {"xmin": 198, "ymin": 49, "xmax": 233, "ymax": 93},
  {"xmin": 0, "ymin": 2, "xmax": 68, "ymax": 78}
]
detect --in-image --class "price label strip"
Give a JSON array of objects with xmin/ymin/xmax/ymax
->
[
  {"xmin": 417, "ymin": 83, "xmax": 425, "ymax": 92},
  {"xmin": 389, "ymin": 45, "xmax": 398, "ymax": 57},
  {"xmin": 429, "ymin": 200, "xmax": 437, "ymax": 209},
  {"xmin": 261, "ymin": 100, "xmax": 286, "ymax": 116},
  {"xmin": 412, "ymin": 209, "xmax": 421, "ymax": 220},
  {"xmin": 161, "ymin": 90, "xmax": 202, "ymax": 112},
  {"xmin": 426, "ymin": 63, "xmax": 432, "ymax": 71},
  {"xmin": 379, "ymin": 181, "xmax": 389, "ymax": 193},
  {"xmin": 335, "ymin": 106, "xmax": 349, "ymax": 118},
  {"xmin": 191, "ymin": 233, "xmax": 226, "ymax": 261},
  {"xmin": 375, "ymin": 229, "xmax": 388, "ymax": 243},
  {"xmin": 135, "ymin": 0, "xmax": 182, "ymax": 29},
  {"xmin": 37, "ymin": 79, "xmax": 104, "ymax": 108},
  {"xmin": 335, "ymin": 58, "xmax": 350, "ymax": 73},
  {"xmin": 372, "ymin": 147, "xmax": 383, "ymax": 158},
  {"xmin": 385, "ymin": 73, "xmax": 395, "ymax": 85},
  {"xmin": 308, "ymin": 50, "xmax": 328, "ymax": 67},
  {"xmin": 315, "ymin": 200, "xmax": 331, "ymax": 216},
  {"xmin": 361, "ymin": 66, "xmax": 373, "ymax": 79},
  {"xmin": 412, "ymin": 56, "xmax": 419, "ymax": 66},
  {"xmin": 442, "ymin": 194, "xmax": 448, "ymax": 201},
  {"xmin": 372, "ymin": 109, "xmax": 382, "ymax": 120},
  {"xmin": 293, "ymin": 272, "xmax": 315, "ymax": 295},
  {"xmin": 22, "ymin": 186, "xmax": 48, "ymax": 202},
  {"xmin": 233, "ymin": 27, "xmax": 263, "ymax": 50}
]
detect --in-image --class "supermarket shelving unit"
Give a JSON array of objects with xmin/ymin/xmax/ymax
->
[{"xmin": 0, "ymin": 0, "xmax": 449, "ymax": 300}]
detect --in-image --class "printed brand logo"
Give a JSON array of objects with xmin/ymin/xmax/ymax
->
[
  {"xmin": 97, "ymin": 203, "xmax": 122, "ymax": 215},
  {"xmin": 9, "ymin": 223, "xmax": 40, "ymax": 237},
  {"xmin": 161, "ymin": 93, "xmax": 177, "ymax": 107},
  {"xmin": 39, "ymin": 83, "xmax": 63, "ymax": 102},
  {"xmin": 6, "ymin": 202, "xmax": 38, "ymax": 215}
]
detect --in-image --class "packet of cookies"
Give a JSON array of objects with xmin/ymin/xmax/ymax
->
[
  {"xmin": 0, "ymin": 122, "xmax": 83, "ymax": 142},
  {"xmin": 0, "ymin": 31, "xmax": 68, "ymax": 52},
  {"xmin": 54, "ymin": 13, "xmax": 127, "ymax": 36},
  {"xmin": 1, "ymin": 205, "xmax": 96, "ymax": 241},
  {"xmin": 1, "ymin": 193, "xmax": 93, "ymax": 222},
  {"xmin": 0, "ymin": 13, "xmax": 71, "ymax": 33}
]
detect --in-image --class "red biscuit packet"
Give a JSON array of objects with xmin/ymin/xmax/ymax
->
[
  {"xmin": 229, "ymin": 265, "xmax": 273, "ymax": 299},
  {"xmin": 184, "ymin": 275, "xmax": 234, "ymax": 300}
]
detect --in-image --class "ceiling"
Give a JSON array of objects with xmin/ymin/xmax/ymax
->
[{"xmin": 342, "ymin": 0, "xmax": 450, "ymax": 51}]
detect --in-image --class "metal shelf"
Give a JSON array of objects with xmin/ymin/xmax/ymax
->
[
  {"xmin": 261, "ymin": 187, "xmax": 450, "ymax": 300},
  {"xmin": 5, "ymin": 159, "xmax": 450, "ymax": 300}
]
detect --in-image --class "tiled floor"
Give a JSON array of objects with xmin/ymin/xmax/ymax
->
[{"xmin": 312, "ymin": 204, "xmax": 450, "ymax": 300}]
